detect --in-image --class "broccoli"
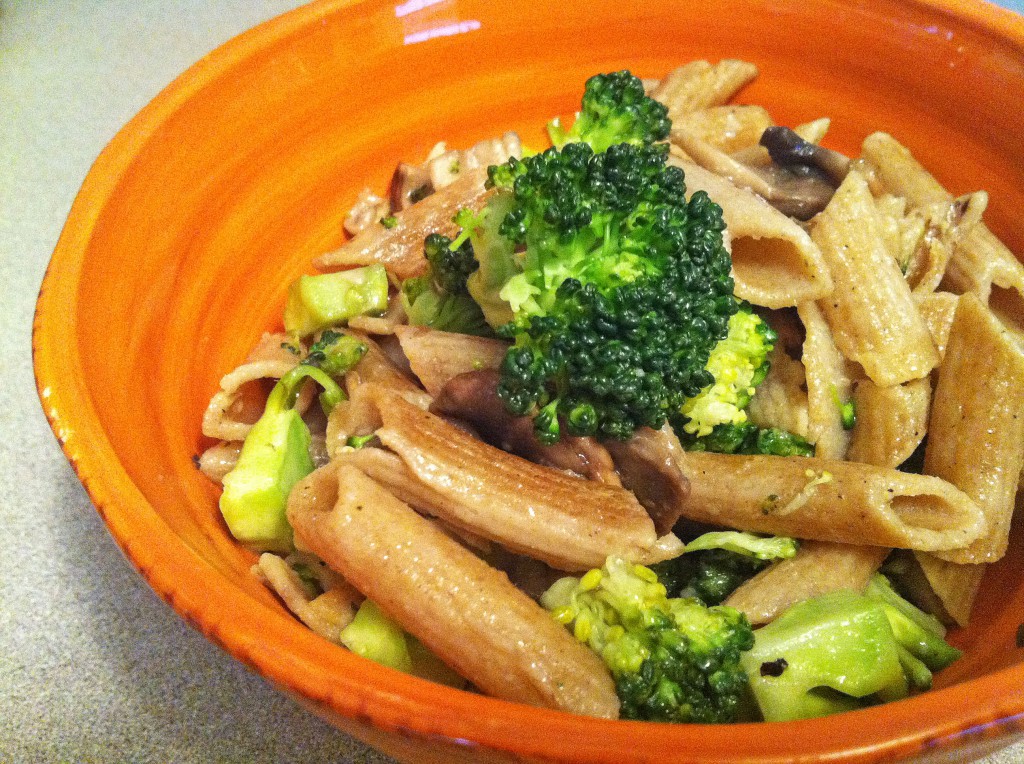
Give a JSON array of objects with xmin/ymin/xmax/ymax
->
[
  {"xmin": 651, "ymin": 531, "xmax": 798, "ymax": 606},
  {"xmin": 458, "ymin": 139, "xmax": 737, "ymax": 443},
  {"xmin": 218, "ymin": 332, "xmax": 367, "ymax": 552},
  {"xmin": 401, "ymin": 232, "xmax": 491, "ymax": 336},
  {"xmin": 678, "ymin": 421, "xmax": 815, "ymax": 457},
  {"xmin": 676, "ymin": 305, "xmax": 776, "ymax": 437},
  {"xmin": 340, "ymin": 600, "xmax": 465, "ymax": 688},
  {"xmin": 283, "ymin": 264, "xmax": 390, "ymax": 337},
  {"xmin": 541, "ymin": 556, "xmax": 755, "ymax": 723},
  {"xmin": 740, "ymin": 575, "xmax": 962, "ymax": 721},
  {"xmin": 547, "ymin": 70, "xmax": 671, "ymax": 153}
]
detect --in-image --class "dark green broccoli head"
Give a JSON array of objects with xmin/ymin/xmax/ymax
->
[
  {"xmin": 548, "ymin": 70, "xmax": 671, "ymax": 153},
  {"xmin": 423, "ymin": 232, "xmax": 477, "ymax": 295},
  {"xmin": 678, "ymin": 421, "xmax": 815, "ymax": 457},
  {"xmin": 653, "ymin": 549, "xmax": 769, "ymax": 606},
  {"xmin": 476, "ymin": 141, "xmax": 737, "ymax": 442},
  {"xmin": 541, "ymin": 557, "xmax": 754, "ymax": 724}
]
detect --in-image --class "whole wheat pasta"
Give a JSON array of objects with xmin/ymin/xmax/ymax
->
[
  {"xmin": 926, "ymin": 293, "xmax": 1024, "ymax": 564},
  {"xmin": 810, "ymin": 170, "xmax": 940, "ymax": 386},
  {"xmin": 287, "ymin": 464, "xmax": 620, "ymax": 717},
  {"xmin": 914, "ymin": 291, "xmax": 960, "ymax": 361},
  {"xmin": 798, "ymin": 301, "xmax": 853, "ymax": 460},
  {"xmin": 370, "ymin": 388, "xmax": 660, "ymax": 570},
  {"xmin": 914, "ymin": 552, "xmax": 987, "ymax": 628},
  {"xmin": 745, "ymin": 344, "xmax": 810, "ymax": 439},
  {"xmin": 650, "ymin": 59, "xmax": 759, "ymax": 119},
  {"xmin": 314, "ymin": 167, "xmax": 493, "ymax": 280},
  {"xmin": 672, "ymin": 105, "xmax": 774, "ymax": 153},
  {"xmin": 394, "ymin": 325, "xmax": 509, "ymax": 396},
  {"xmin": 672, "ymin": 159, "xmax": 833, "ymax": 308},
  {"xmin": 846, "ymin": 377, "xmax": 931, "ymax": 469},
  {"xmin": 674, "ymin": 451, "xmax": 985, "ymax": 552},
  {"xmin": 724, "ymin": 542, "xmax": 890, "ymax": 625}
]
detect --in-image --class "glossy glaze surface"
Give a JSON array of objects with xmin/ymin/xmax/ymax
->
[{"xmin": 33, "ymin": 0, "xmax": 1024, "ymax": 761}]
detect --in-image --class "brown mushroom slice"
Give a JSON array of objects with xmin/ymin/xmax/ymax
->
[
  {"xmin": 394, "ymin": 325, "xmax": 509, "ymax": 396},
  {"xmin": 760, "ymin": 126, "xmax": 851, "ymax": 185},
  {"xmin": 390, "ymin": 161, "xmax": 433, "ymax": 211},
  {"xmin": 673, "ymin": 127, "xmax": 839, "ymax": 220},
  {"xmin": 604, "ymin": 425, "xmax": 689, "ymax": 535},
  {"xmin": 288, "ymin": 464, "xmax": 619, "ymax": 717},
  {"xmin": 430, "ymin": 369, "xmax": 621, "ymax": 485},
  {"xmin": 315, "ymin": 167, "xmax": 493, "ymax": 280},
  {"xmin": 367, "ymin": 387, "xmax": 658, "ymax": 570}
]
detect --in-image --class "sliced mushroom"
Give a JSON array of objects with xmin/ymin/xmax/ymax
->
[
  {"xmin": 430, "ymin": 369, "xmax": 621, "ymax": 485},
  {"xmin": 760, "ymin": 126, "xmax": 851, "ymax": 185},
  {"xmin": 604, "ymin": 425, "xmax": 690, "ymax": 535},
  {"xmin": 390, "ymin": 161, "xmax": 433, "ymax": 211}
]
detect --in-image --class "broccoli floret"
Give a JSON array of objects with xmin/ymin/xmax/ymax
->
[
  {"xmin": 400, "ymin": 233, "xmax": 491, "ymax": 336},
  {"xmin": 460, "ymin": 140, "xmax": 736, "ymax": 442},
  {"xmin": 283, "ymin": 264, "xmax": 390, "ymax": 337},
  {"xmin": 676, "ymin": 305, "xmax": 776, "ymax": 437},
  {"xmin": 541, "ymin": 557, "xmax": 754, "ymax": 723},
  {"xmin": 651, "ymin": 531, "xmax": 797, "ymax": 606},
  {"xmin": 218, "ymin": 333, "xmax": 367, "ymax": 552},
  {"xmin": 678, "ymin": 421, "xmax": 815, "ymax": 457},
  {"xmin": 740, "ymin": 576, "xmax": 962, "ymax": 721},
  {"xmin": 548, "ymin": 70, "xmax": 671, "ymax": 153}
]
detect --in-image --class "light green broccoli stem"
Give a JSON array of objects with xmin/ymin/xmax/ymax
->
[{"xmin": 680, "ymin": 308, "xmax": 775, "ymax": 437}]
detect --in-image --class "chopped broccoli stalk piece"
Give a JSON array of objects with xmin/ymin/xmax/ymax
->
[
  {"xmin": 831, "ymin": 384, "xmax": 857, "ymax": 430},
  {"xmin": 218, "ymin": 335, "xmax": 367, "ymax": 552},
  {"xmin": 741, "ymin": 579, "xmax": 962, "ymax": 722},
  {"xmin": 678, "ymin": 306, "xmax": 776, "ymax": 437},
  {"xmin": 461, "ymin": 139, "xmax": 736, "ymax": 441},
  {"xmin": 340, "ymin": 600, "xmax": 412, "ymax": 672},
  {"xmin": 284, "ymin": 264, "xmax": 390, "ymax": 337},
  {"xmin": 741, "ymin": 590, "xmax": 910, "ymax": 721},
  {"xmin": 340, "ymin": 600, "xmax": 466, "ymax": 687},
  {"xmin": 685, "ymin": 531, "xmax": 799, "ymax": 561},
  {"xmin": 679, "ymin": 421, "xmax": 815, "ymax": 457},
  {"xmin": 345, "ymin": 433, "xmax": 377, "ymax": 449},
  {"xmin": 547, "ymin": 70, "xmax": 671, "ymax": 152},
  {"xmin": 380, "ymin": 215, "xmax": 398, "ymax": 229},
  {"xmin": 541, "ymin": 556, "xmax": 755, "ymax": 723},
  {"xmin": 401, "ymin": 233, "xmax": 491, "ymax": 336}
]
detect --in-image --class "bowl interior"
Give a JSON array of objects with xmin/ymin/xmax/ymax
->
[{"xmin": 34, "ymin": 0, "xmax": 1024, "ymax": 761}]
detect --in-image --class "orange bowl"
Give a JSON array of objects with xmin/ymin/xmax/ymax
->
[{"xmin": 33, "ymin": 0, "xmax": 1024, "ymax": 761}]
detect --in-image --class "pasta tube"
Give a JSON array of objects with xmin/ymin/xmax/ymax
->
[{"xmin": 287, "ymin": 464, "xmax": 620, "ymax": 717}]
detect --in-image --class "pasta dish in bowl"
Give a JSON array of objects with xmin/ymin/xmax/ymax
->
[{"xmin": 33, "ymin": 0, "xmax": 1024, "ymax": 761}]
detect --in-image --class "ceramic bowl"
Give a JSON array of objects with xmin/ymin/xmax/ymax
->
[{"xmin": 33, "ymin": 0, "xmax": 1024, "ymax": 761}]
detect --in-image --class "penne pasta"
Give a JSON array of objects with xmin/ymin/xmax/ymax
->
[
  {"xmin": 674, "ymin": 451, "xmax": 986, "ymax": 552},
  {"xmin": 724, "ymin": 542, "xmax": 889, "ymax": 625},
  {"xmin": 914, "ymin": 291, "xmax": 960, "ymax": 361},
  {"xmin": 650, "ymin": 59, "xmax": 759, "ymax": 119},
  {"xmin": 914, "ymin": 552, "xmax": 987, "ymax": 628},
  {"xmin": 745, "ymin": 344, "xmax": 809, "ymax": 438},
  {"xmin": 672, "ymin": 159, "xmax": 833, "ymax": 308},
  {"xmin": 798, "ymin": 301, "xmax": 853, "ymax": 459},
  {"xmin": 810, "ymin": 170, "xmax": 940, "ymax": 386},
  {"xmin": 672, "ymin": 105, "xmax": 774, "ymax": 153},
  {"xmin": 287, "ymin": 464, "xmax": 621, "ymax": 717},
  {"xmin": 394, "ymin": 325, "xmax": 508, "ymax": 397},
  {"xmin": 369, "ymin": 388, "xmax": 659, "ymax": 570},
  {"xmin": 926, "ymin": 293, "xmax": 1024, "ymax": 564},
  {"xmin": 314, "ymin": 167, "xmax": 493, "ymax": 280},
  {"xmin": 846, "ymin": 377, "xmax": 931, "ymax": 469}
]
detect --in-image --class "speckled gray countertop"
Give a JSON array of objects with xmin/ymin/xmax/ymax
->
[{"xmin": 3, "ymin": 1, "xmax": 1024, "ymax": 762}]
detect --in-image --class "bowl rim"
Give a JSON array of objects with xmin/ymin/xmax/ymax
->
[{"xmin": 32, "ymin": 0, "xmax": 1024, "ymax": 761}]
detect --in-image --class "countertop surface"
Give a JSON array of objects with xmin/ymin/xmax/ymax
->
[{"xmin": 3, "ymin": 1, "xmax": 1024, "ymax": 762}]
